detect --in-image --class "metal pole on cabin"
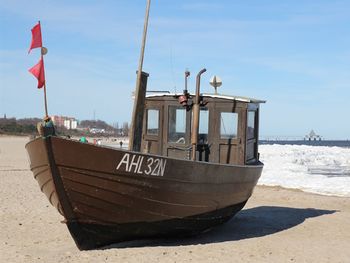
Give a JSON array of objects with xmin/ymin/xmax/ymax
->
[
  {"xmin": 184, "ymin": 70, "xmax": 190, "ymax": 93},
  {"xmin": 191, "ymin": 68, "xmax": 206, "ymax": 161},
  {"xmin": 129, "ymin": 0, "xmax": 151, "ymax": 151}
]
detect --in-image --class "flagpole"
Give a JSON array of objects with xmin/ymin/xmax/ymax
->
[
  {"xmin": 39, "ymin": 20, "xmax": 49, "ymax": 118},
  {"xmin": 43, "ymin": 73, "xmax": 49, "ymax": 117},
  {"xmin": 28, "ymin": 20, "xmax": 49, "ymax": 119}
]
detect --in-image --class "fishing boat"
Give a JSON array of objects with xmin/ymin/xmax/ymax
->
[{"xmin": 25, "ymin": 1, "xmax": 265, "ymax": 250}]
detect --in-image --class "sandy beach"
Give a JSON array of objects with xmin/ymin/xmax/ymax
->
[{"xmin": 1, "ymin": 136, "xmax": 349, "ymax": 263}]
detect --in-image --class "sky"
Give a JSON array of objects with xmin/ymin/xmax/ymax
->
[{"xmin": 0, "ymin": 0, "xmax": 349, "ymax": 139}]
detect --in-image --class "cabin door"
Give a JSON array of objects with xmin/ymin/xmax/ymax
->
[
  {"xmin": 246, "ymin": 105, "xmax": 259, "ymax": 163},
  {"xmin": 215, "ymin": 108, "xmax": 245, "ymax": 165},
  {"xmin": 164, "ymin": 105, "xmax": 211, "ymax": 161}
]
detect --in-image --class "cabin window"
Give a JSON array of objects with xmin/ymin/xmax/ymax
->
[
  {"xmin": 247, "ymin": 111, "xmax": 256, "ymax": 139},
  {"xmin": 168, "ymin": 107, "xmax": 186, "ymax": 144},
  {"xmin": 191, "ymin": 108, "xmax": 209, "ymax": 143},
  {"xmin": 147, "ymin": 109, "xmax": 159, "ymax": 135},
  {"xmin": 220, "ymin": 112, "xmax": 238, "ymax": 139},
  {"xmin": 199, "ymin": 108, "xmax": 209, "ymax": 143}
]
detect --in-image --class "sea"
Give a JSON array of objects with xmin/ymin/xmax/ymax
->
[{"xmin": 259, "ymin": 140, "xmax": 350, "ymax": 197}]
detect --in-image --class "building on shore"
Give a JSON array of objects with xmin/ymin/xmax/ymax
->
[{"xmin": 51, "ymin": 115, "xmax": 78, "ymax": 130}]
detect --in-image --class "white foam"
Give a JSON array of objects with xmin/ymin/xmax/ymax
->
[{"xmin": 259, "ymin": 144, "xmax": 350, "ymax": 197}]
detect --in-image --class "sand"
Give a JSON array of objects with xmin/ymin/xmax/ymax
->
[{"xmin": 1, "ymin": 136, "xmax": 349, "ymax": 263}]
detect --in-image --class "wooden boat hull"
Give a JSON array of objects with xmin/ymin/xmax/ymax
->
[{"xmin": 26, "ymin": 136, "xmax": 263, "ymax": 250}]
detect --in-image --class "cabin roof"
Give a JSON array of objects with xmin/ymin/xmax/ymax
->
[{"xmin": 146, "ymin": 92, "xmax": 266, "ymax": 104}]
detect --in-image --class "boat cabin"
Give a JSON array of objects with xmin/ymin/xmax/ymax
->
[{"xmin": 141, "ymin": 93, "xmax": 265, "ymax": 165}]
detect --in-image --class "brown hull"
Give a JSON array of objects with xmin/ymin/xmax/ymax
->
[{"xmin": 26, "ymin": 136, "xmax": 263, "ymax": 250}]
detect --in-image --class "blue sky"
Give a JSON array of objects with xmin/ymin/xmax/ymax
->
[{"xmin": 0, "ymin": 0, "xmax": 349, "ymax": 139}]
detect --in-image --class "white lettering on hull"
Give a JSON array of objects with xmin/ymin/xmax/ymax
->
[{"xmin": 116, "ymin": 153, "xmax": 167, "ymax": 177}]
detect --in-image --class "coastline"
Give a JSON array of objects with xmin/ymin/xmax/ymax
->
[{"xmin": 1, "ymin": 136, "xmax": 349, "ymax": 262}]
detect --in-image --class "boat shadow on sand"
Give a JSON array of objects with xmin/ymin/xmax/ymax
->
[{"xmin": 104, "ymin": 206, "xmax": 337, "ymax": 249}]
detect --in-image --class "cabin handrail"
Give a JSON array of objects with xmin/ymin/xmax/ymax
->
[{"xmin": 168, "ymin": 145, "xmax": 192, "ymax": 151}]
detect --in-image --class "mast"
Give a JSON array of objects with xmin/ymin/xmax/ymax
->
[{"xmin": 129, "ymin": 0, "xmax": 151, "ymax": 151}]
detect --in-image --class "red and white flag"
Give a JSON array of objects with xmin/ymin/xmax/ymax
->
[
  {"xmin": 28, "ymin": 22, "xmax": 42, "ymax": 53},
  {"xmin": 28, "ymin": 57, "xmax": 45, "ymax": 88}
]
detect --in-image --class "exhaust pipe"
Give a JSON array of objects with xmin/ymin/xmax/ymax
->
[{"xmin": 191, "ymin": 68, "xmax": 206, "ymax": 161}]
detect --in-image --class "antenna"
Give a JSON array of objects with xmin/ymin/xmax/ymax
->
[
  {"xmin": 170, "ymin": 46, "xmax": 177, "ymax": 93},
  {"xmin": 209, "ymin": 75, "xmax": 222, "ymax": 94}
]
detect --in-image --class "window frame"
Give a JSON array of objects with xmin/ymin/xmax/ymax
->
[
  {"xmin": 190, "ymin": 107, "xmax": 210, "ymax": 144},
  {"xmin": 168, "ymin": 106, "xmax": 188, "ymax": 144},
  {"xmin": 219, "ymin": 111, "xmax": 239, "ymax": 140},
  {"xmin": 146, "ymin": 108, "xmax": 160, "ymax": 137},
  {"xmin": 247, "ymin": 110, "xmax": 256, "ymax": 140}
]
